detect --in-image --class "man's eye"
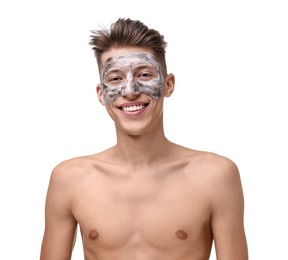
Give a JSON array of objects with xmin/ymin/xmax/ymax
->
[
  {"xmin": 108, "ymin": 76, "xmax": 122, "ymax": 82},
  {"xmin": 137, "ymin": 73, "xmax": 153, "ymax": 79}
]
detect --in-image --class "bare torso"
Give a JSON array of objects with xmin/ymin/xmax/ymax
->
[{"xmin": 70, "ymin": 148, "xmax": 215, "ymax": 260}]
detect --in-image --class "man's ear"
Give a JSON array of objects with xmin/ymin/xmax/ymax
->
[
  {"xmin": 96, "ymin": 84, "xmax": 105, "ymax": 106},
  {"xmin": 164, "ymin": 73, "xmax": 175, "ymax": 97}
]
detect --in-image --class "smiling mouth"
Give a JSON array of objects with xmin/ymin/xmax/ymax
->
[{"xmin": 118, "ymin": 103, "xmax": 149, "ymax": 112}]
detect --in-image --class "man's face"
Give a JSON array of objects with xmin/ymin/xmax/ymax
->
[{"xmin": 100, "ymin": 52, "xmax": 163, "ymax": 105}]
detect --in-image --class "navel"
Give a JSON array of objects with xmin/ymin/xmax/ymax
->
[
  {"xmin": 175, "ymin": 229, "xmax": 188, "ymax": 240},
  {"xmin": 88, "ymin": 230, "xmax": 99, "ymax": 240}
]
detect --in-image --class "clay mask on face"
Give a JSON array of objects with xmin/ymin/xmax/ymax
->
[{"xmin": 101, "ymin": 53, "xmax": 163, "ymax": 105}]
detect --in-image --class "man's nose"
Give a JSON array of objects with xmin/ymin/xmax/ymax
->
[{"xmin": 121, "ymin": 78, "xmax": 140, "ymax": 98}]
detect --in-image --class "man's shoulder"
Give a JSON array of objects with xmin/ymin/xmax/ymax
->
[
  {"xmin": 50, "ymin": 154, "xmax": 98, "ymax": 181},
  {"xmin": 184, "ymin": 148, "xmax": 239, "ymax": 179},
  {"xmin": 196, "ymin": 151, "xmax": 241, "ymax": 190},
  {"xmin": 199, "ymin": 150, "xmax": 237, "ymax": 168}
]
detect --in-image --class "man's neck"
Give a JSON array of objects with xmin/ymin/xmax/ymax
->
[{"xmin": 113, "ymin": 127, "xmax": 172, "ymax": 169}]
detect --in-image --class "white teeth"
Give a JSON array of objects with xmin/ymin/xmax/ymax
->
[{"xmin": 122, "ymin": 105, "xmax": 145, "ymax": 112}]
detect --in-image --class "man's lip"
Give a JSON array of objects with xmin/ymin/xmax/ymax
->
[{"xmin": 117, "ymin": 102, "xmax": 149, "ymax": 108}]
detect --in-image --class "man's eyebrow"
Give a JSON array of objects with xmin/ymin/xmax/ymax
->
[
  {"xmin": 103, "ymin": 63, "xmax": 127, "ymax": 73},
  {"xmin": 105, "ymin": 68, "xmax": 122, "ymax": 74},
  {"xmin": 131, "ymin": 64, "xmax": 157, "ymax": 70},
  {"xmin": 132, "ymin": 63, "xmax": 155, "ymax": 68}
]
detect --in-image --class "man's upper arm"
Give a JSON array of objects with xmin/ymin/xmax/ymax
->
[
  {"xmin": 211, "ymin": 158, "xmax": 248, "ymax": 260},
  {"xmin": 40, "ymin": 163, "xmax": 77, "ymax": 260}
]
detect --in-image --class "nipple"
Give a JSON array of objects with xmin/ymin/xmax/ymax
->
[
  {"xmin": 88, "ymin": 230, "xmax": 99, "ymax": 240},
  {"xmin": 175, "ymin": 230, "xmax": 188, "ymax": 240}
]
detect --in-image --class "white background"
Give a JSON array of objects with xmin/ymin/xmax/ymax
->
[{"xmin": 0, "ymin": 0, "xmax": 287, "ymax": 259}]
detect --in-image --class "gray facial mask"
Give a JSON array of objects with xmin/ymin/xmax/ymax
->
[{"xmin": 101, "ymin": 53, "xmax": 163, "ymax": 105}]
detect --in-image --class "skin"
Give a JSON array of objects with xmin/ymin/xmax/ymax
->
[{"xmin": 40, "ymin": 46, "xmax": 248, "ymax": 260}]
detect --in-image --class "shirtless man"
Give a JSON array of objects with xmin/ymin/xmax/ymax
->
[{"xmin": 40, "ymin": 18, "xmax": 248, "ymax": 260}]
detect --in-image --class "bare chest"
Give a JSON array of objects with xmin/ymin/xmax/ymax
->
[{"xmin": 72, "ymin": 171, "xmax": 212, "ymax": 253}]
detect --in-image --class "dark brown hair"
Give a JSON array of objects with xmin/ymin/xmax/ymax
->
[{"xmin": 89, "ymin": 18, "xmax": 168, "ymax": 75}]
